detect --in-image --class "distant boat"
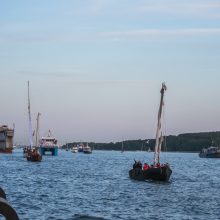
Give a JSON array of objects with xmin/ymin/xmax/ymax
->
[
  {"xmin": 146, "ymin": 140, "xmax": 151, "ymax": 152},
  {"xmin": 65, "ymin": 144, "xmax": 69, "ymax": 151},
  {"xmin": 0, "ymin": 125, "xmax": 14, "ymax": 154},
  {"xmin": 83, "ymin": 143, "xmax": 92, "ymax": 154},
  {"xmin": 77, "ymin": 143, "xmax": 84, "ymax": 152},
  {"xmin": 23, "ymin": 147, "xmax": 28, "ymax": 158},
  {"xmin": 121, "ymin": 141, "xmax": 124, "ymax": 153},
  {"xmin": 26, "ymin": 81, "xmax": 42, "ymax": 162},
  {"xmin": 39, "ymin": 130, "xmax": 58, "ymax": 156},
  {"xmin": 199, "ymin": 146, "xmax": 220, "ymax": 158},
  {"xmin": 129, "ymin": 83, "xmax": 172, "ymax": 182},
  {"xmin": 141, "ymin": 140, "xmax": 151, "ymax": 152},
  {"xmin": 71, "ymin": 146, "xmax": 78, "ymax": 153}
]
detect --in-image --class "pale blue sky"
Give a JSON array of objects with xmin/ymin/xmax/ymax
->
[{"xmin": 1, "ymin": 0, "xmax": 220, "ymax": 144}]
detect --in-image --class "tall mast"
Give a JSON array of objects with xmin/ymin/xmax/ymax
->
[
  {"xmin": 154, "ymin": 83, "xmax": 167, "ymax": 166},
  {"xmin": 35, "ymin": 112, "xmax": 41, "ymax": 147},
  {"xmin": 28, "ymin": 81, "xmax": 33, "ymax": 148}
]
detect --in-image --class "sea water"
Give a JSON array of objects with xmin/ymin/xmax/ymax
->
[{"xmin": 0, "ymin": 150, "xmax": 219, "ymax": 220}]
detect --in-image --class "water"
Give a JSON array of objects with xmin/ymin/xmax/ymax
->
[{"xmin": 0, "ymin": 150, "xmax": 220, "ymax": 220}]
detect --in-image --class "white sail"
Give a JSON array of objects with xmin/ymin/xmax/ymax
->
[
  {"xmin": 35, "ymin": 112, "xmax": 41, "ymax": 147},
  {"xmin": 28, "ymin": 81, "xmax": 33, "ymax": 148},
  {"xmin": 154, "ymin": 83, "xmax": 167, "ymax": 165}
]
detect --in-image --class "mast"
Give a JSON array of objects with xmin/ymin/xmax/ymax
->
[
  {"xmin": 28, "ymin": 81, "xmax": 33, "ymax": 148},
  {"xmin": 35, "ymin": 112, "xmax": 41, "ymax": 147},
  {"xmin": 154, "ymin": 83, "xmax": 167, "ymax": 166}
]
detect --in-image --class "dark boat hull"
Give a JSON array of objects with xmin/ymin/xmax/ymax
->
[
  {"xmin": 129, "ymin": 165, "xmax": 172, "ymax": 182},
  {"xmin": 27, "ymin": 153, "xmax": 42, "ymax": 162},
  {"xmin": 40, "ymin": 147, "xmax": 58, "ymax": 156},
  {"xmin": 0, "ymin": 148, "xmax": 13, "ymax": 154},
  {"xmin": 83, "ymin": 151, "xmax": 92, "ymax": 154},
  {"xmin": 199, "ymin": 152, "xmax": 220, "ymax": 158}
]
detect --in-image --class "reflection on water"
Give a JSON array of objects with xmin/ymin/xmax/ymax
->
[{"xmin": 0, "ymin": 150, "xmax": 220, "ymax": 220}]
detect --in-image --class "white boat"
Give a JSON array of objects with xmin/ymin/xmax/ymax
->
[
  {"xmin": 83, "ymin": 143, "xmax": 92, "ymax": 154},
  {"xmin": 39, "ymin": 130, "xmax": 58, "ymax": 156},
  {"xmin": 71, "ymin": 146, "xmax": 78, "ymax": 153},
  {"xmin": 199, "ymin": 146, "xmax": 220, "ymax": 158},
  {"xmin": 121, "ymin": 141, "xmax": 124, "ymax": 153}
]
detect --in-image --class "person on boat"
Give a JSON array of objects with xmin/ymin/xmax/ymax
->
[
  {"xmin": 133, "ymin": 160, "xmax": 137, "ymax": 169},
  {"xmin": 143, "ymin": 163, "xmax": 149, "ymax": 171},
  {"xmin": 156, "ymin": 162, "xmax": 161, "ymax": 168},
  {"xmin": 137, "ymin": 161, "xmax": 142, "ymax": 169},
  {"xmin": 133, "ymin": 160, "xmax": 142, "ymax": 169}
]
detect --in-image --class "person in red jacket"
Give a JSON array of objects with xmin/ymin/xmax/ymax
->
[{"xmin": 143, "ymin": 163, "xmax": 149, "ymax": 170}]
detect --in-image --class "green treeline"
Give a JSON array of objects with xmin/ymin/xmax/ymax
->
[{"xmin": 63, "ymin": 131, "xmax": 220, "ymax": 152}]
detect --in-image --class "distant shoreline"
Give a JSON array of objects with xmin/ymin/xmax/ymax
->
[{"xmin": 62, "ymin": 131, "xmax": 220, "ymax": 152}]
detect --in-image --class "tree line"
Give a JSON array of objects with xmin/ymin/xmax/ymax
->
[{"xmin": 62, "ymin": 131, "xmax": 220, "ymax": 152}]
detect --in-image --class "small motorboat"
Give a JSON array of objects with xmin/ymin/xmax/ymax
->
[
  {"xmin": 199, "ymin": 146, "xmax": 220, "ymax": 158},
  {"xmin": 71, "ymin": 146, "xmax": 78, "ymax": 153},
  {"xmin": 83, "ymin": 144, "xmax": 92, "ymax": 154}
]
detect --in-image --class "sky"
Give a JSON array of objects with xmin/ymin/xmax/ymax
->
[{"xmin": 0, "ymin": 0, "xmax": 220, "ymax": 145}]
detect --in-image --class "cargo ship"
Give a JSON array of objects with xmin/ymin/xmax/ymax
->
[
  {"xmin": 39, "ymin": 130, "xmax": 58, "ymax": 156},
  {"xmin": 0, "ymin": 125, "xmax": 14, "ymax": 153}
]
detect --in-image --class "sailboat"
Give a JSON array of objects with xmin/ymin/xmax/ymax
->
[
  {"xmin": 121, "ymin": 140, "xmax": 124, "ymax": 153},
  {"xmin": 26, "ymin": 81, "xmax": 42, "ymax": 162},
  {"xmin": 129, "ymin": 83, "xmax": 172, "ymax": 181}
]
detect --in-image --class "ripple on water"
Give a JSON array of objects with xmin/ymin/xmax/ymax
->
[{"xmin": 0, "ymin": 150, "xmax": 220, "ymax": 219}]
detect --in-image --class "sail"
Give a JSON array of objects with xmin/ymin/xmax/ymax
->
[
  {"xmin": 35, "ymin": 112, "xmax": 41, "ymax": 147},
  {"xmin": 28, "ymin": 81, "xmax": 33, "ymax": 148},
  {"xmin": 154, "ymin": 83, "xmax": 167, "ymax": 165}
]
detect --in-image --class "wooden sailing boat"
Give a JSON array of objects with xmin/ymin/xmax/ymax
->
[
  {"xmin": 129, "ymin": 83, "xmax": 172, "ymax": 181},
  {"xmin": 26, "ymin": 81, "xmax": 42, "ymax": 162}
]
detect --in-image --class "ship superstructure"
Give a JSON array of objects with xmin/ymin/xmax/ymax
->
[
  {"xmin": 40, "ymin": 130, "xmax": 58, "ymax": 156},
  {"xmin": 0, "ymin": 125, "xmax": 14, "ymax": 153}
]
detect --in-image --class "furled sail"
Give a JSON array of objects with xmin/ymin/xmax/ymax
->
[{"xmin": 154, "ymin": 83, "xmax": 167, "ymax": 165}]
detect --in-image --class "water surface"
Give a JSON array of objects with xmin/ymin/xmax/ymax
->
[{"xmin": 0, "ymin": 150, "xmax": 219, "ymax": 219}]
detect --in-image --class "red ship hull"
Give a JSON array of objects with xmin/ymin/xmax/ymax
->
[{"xmin": 0, "ymin": 148, "xmax": 13, "ymax": 154}]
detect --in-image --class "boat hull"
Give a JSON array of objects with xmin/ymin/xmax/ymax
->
[
  {"xmin": 129, "ymin": 165, "xmax": 172, "ymax": 182},
  {"xmin": 27, "ymin": 153, "xmax": 42, "ymax": 162},
  {"xmin": 83, "ymin": 150, "xmax": 92, "ymax": 154},
  {"xmin": 40, "ymin": 147, "xmax": 58, "ymax": 156},
  {"xmin": 199, "ymin": 152, "xmax": 220, "ymax": 158},
  {"xmin": 0, "ymin": 148, "xmax": 13, "ymax": 154}
]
